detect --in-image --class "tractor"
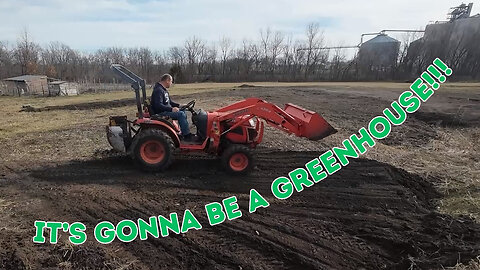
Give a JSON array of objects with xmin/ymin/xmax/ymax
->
[{"xmin": 107, "ymin": 64, "xmax": 336, "ymax": 175}]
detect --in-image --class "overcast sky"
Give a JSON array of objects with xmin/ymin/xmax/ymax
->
[{"xmin": 0, "ymin": 0, "xmax": 477, "ymax": 53}]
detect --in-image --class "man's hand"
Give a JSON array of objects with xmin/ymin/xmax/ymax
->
[{"xmin": 172, "ymin": 107, "xmax": 180, "ymax": 112}]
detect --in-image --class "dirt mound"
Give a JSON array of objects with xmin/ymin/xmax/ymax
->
[
  {"xmin": 238, "ymin": 84, "xmax": 256, "ymax": 88},
  {"xmin": 8, "ymin": 151, "xmax": 475, "ymax": 269},
  {"xmin": 19, "ymin": 93, "xmax": 201, "ymax": 112},
  {"xmin": 20, "ymin": 105, "xmax": 39, "ymax": 112},
  {"xmin": 21, "ymin": 98, "xmax": 136, "ymax": 112},
  {"xmin": 412, "ymin": 111, "xmax": 473, "ymax": 128},
  {"xmin": 383, "ymin": 120, "xmax": 439, "ymax": 147}
]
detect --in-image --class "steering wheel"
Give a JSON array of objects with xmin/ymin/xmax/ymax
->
[{"xmin": 179, "ymin": 99, "xmax": 196, "ymax": 113}]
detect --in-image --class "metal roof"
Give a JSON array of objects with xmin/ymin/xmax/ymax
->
[
  {"xmin": 363, "ymin": 34, "xmax": 400, "ymax": 44},
  {"xmin": 48, "ymin": 81, "xmax": 67, "ymax": 85},
  {"xmin": 3, "ymin": 75, "xmax": 47, "ymax": 82}
]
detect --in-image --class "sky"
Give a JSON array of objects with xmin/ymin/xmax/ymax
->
[{"xmin": 0, "ymin": 0, "xmax": 477, "ymax": 54}]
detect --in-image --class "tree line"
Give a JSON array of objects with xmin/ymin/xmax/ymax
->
[{"xmin": 0, "ymin": 23, "xmax": 478, "ymax": 84}]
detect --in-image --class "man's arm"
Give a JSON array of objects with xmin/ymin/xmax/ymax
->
[{"xmin": 169, "ymin": 98, "xmax": 180, "ymax": 108}]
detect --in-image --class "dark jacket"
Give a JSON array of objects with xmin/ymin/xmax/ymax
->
[{"xmin": 151, "ymin": 82, "xmax": 179, "ymax": 114}]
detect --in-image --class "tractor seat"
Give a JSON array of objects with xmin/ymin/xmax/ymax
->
[
  {"xmin": 145, "ymin": 99, "xmax": 179, "ymax": 132},
  {"xmin": 144, "ymin": 98, "xmax": 154, "ymax": 116}
]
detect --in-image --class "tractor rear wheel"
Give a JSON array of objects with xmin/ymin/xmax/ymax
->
[
  {"xmin": 132, "ymin": 129, "xmax": 175, "ymax": 172},
  {"xmin": 221, "ymin": 144, "xmax": 254, "ymax": 175}
]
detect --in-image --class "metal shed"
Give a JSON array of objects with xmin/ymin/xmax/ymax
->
[
  {"xmin": 2, "ymin": 75, "xmax": 48, "ymax": 96},
  {"xmin": 48, "ymin": 81, "xmax": 78, "ymax": 96}
]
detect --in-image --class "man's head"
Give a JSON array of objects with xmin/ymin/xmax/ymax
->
[{"xmin": 160, "ymin": 74, "xmax": 173, "ymax": 88}]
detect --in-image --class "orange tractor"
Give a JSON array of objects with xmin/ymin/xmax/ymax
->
[{"xmin": 107, "ymin": 65, "xmax": 336, "ymax": 175}]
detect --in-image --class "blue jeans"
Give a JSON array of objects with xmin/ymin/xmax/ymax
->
[{"xmin": 158, "ymin": 111, "xmax": 190, "ymax": 135}]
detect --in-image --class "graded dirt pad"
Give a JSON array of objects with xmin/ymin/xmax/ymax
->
[
  {"xmin": 0, "ymin": 83, "xmax": 479, "ymax": 269},
  {"xmin": 2, "ymin": 151, "xmax": 480, "ymax": 269}
]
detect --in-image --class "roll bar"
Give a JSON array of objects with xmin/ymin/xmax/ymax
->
[{"xmin": 110, "ymin": 64, "xmax": 147, "ymax": 119}]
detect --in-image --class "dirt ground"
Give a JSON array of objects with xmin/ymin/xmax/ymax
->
[{"xmin": 0, "ymin": 83, "xmax": 479, "ymax": 269}]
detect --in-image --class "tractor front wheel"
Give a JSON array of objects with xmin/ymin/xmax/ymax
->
[
  {"xmin": 132, "ymin": 129, "xmax": 175, "ymax": 172},
  {"xmin": 221, "ymin": 144, "xmax": 254, "ymax": 175}
]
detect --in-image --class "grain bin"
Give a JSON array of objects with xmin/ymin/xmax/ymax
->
[{"xmin": 358, "ymin": 34, "xmax": 400, "ymax": 68}]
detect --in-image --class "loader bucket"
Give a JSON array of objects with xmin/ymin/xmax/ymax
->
[{"xmin": 284, "ymin": 103, "xmax": 337, "ymax": 141}]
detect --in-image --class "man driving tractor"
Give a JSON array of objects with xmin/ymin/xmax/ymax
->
[
  {"xmin": 108, "ymin": 64, "xmax": 336, "ymax": 174},
  {"xmin": 151, "ymin": 74, "xmax": 194, "ymax": 141}
]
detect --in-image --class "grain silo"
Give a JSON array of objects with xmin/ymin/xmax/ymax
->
[
  {"xmin": 358, "ymin": 34, "xmax": 400, "ymax": 68},
  {"xmin": 404, "ymin": 3, "xmax": 480, "ymax": 78}
]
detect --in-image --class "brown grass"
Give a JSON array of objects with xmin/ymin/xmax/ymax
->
[
  {"xmin": 362, "ymin": 127, "xmax": 480, "ymax": 220},
  {"xmin": 448, "ymin": 256, "xmax": 480, "ymax": 270}
]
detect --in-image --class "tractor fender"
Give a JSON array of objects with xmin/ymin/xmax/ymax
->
[
  {"xmin": 128, "ymin": 122, "xmax": 181, "ymax": 157},
  {"xmin": 140, "ymin": 123, "xmax": 180, "ymax": 147}
]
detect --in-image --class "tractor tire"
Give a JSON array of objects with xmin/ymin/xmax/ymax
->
[
  {"xmin": 221, "ymin": 144, "xmax": 254, "ymax": 176},
  {"xmin": 132, "ymin": 128, "xmax": 175, "ymax": 172}
]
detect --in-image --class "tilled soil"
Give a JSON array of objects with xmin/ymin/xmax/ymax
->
[
  {"xmin": 1, "ymin": 85, "xmax": 479, "ymax": 269},
  {"xmin": 2, "ymin": 151, "xmax": 479, "ymax": 269}
]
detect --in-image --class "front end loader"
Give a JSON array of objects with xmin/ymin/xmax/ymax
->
[{"xmin": 107, "ymin": 64, "xmax": 336, "ymax": 175}]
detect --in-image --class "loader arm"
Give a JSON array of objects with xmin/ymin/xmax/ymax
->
[{"xmin": 215, "ymin": 98, "xmax": 336, "ymax": 140}]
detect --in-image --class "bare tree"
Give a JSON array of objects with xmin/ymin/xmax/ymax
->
[
  {"xmin": 304, "ymin": 23, "xmax": 325, "ymax": 79},
  {"xmin": 395, "ymin": 32, "xmax": 422, "ymax": 79},
  {"xmin": 197, "ymin": 44, "xmax": 208, "ymax": 75},
  {"xmin": 137, "ymin": 47, "xmax": 153, "ymax": 81},
  {"xmin": 14, "ymin": 29, "xmax": 41, "ymax": 75},
  {"xmin": 184, "ymin": 36, "xmax": 205, "ymax": 80},
  {"xmin": 292, "ymin": 40, "xmax": 306, "ymax": 80},
  {"xmin": 398, "ymin": 32, "xmax": 422, "ymax": 64},
  {"xmin": 151, "ymin": 50, "xmax": 167, "ymax": 80},
  {"xmin": 280, "ymin": 35, "xmax": 293, "ymax": 78},
  {"xmin": 203, "ymin": 43, "xmax": 217, "ymax": 76},
  {"xmin": 232, "ymin": 39, "xmax": 257, "ymax": 80},
  {"xmin": 330, "ymin": 45, "xmax": 346, "ymax": 80},
  {"xmin": 219, "ymin": 36, "xmax": 232, "ymax": 77},
  {"xmin": 0, "ymin": 41, "xmax": 13, "ymax": 78},
  {"xmin": 259, "ymin": 28, "xmax": 271, "ymax": 78},
  {"xmin": 269, "ymin": 31, "xmax": 284, "ymax": 77},
  {"xmin": 42, "ymin": 42, "xmax": 81, "ymax": 80},
  {"xmin": 168, "ymin": 46, "xmax": 186, "ymax": 66}
]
